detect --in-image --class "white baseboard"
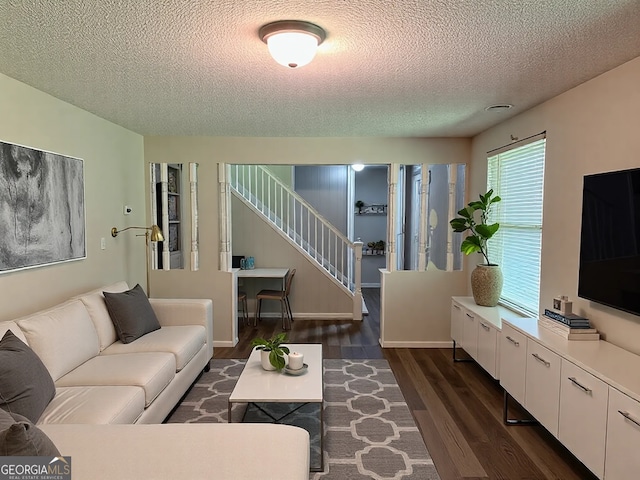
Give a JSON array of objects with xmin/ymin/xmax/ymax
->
[
  {"xmin": 379, "ymin": 340, "xmax": 452, "ymax": 348},
  {"xmin": 213, "ymin": 340, "xmax": 236, "ymax": 348}
]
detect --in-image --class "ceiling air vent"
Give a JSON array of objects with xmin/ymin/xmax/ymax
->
[{"xmin": 485, "ymin": 104, "xmax": 514, "ymax": 112}]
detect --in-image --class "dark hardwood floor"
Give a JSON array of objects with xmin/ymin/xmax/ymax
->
[{"xmin": 215, "ymin": 288, "xmax": 597, "ymax": 480}]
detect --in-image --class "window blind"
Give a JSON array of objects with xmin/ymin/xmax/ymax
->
[{"xmin": 487, "ymin": 135, "xmax": 546, "ymax": 315}]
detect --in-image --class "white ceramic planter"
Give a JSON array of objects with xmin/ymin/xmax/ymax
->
[{"xmin": 260, "ymin": 350, "xmax": 276, "ymax": 371}]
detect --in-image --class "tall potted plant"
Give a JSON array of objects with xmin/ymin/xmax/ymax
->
[{"xmin": 450, "ymin": 189, "xmax": 503, "ymax": 306}]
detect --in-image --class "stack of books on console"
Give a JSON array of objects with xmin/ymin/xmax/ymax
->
[{"xmin": 539, "ymin": 309, "xmax": 600, "ymax": 341}]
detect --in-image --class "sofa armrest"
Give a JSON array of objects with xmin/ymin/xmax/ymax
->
[{"xmin": 149, "ymin": 298, "xmax": 213, "ymax": 360}]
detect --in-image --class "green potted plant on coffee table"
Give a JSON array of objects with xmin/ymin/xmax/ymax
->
[
  {"xmin": 251, "ymin": 333, "xmax": 290, "ymax": 370},
  {"xmin": 449, "ymin": 189, "xmax": 503, "ymax": 306}
]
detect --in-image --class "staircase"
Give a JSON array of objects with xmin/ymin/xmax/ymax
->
[{"xmin": 229, "ymin": 164, "xmax": 363, "ymax": 320}]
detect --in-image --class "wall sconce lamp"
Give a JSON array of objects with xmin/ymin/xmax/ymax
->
[
  {"xmin": 111, "ymin": 225, "xmax": 164, "ymax": 296},
  {"xmin": 259, "ymin": 20, "xmax": 326, "ymax": 69}
]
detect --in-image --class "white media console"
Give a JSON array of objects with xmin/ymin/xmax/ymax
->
[{"xmin": 451, "ymin": 296, "xmax": 640, "ymax": 480}]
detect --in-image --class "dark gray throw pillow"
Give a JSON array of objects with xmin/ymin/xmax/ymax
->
[
  {"xmin": 103, "ymin": 283, "xmax": 161, "ymax": 344},
  {"xmin": 0, "ymin": 409, "xmax": 60, "ymax": 456},
  {"xmin": 0, "ymin": 330, "xmax": 56, "ymax": 424}
]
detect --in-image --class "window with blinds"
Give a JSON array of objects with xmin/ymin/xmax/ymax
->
[{"xmin": 487, "ymin": 134, "xmax": 546, "ymax": 315}]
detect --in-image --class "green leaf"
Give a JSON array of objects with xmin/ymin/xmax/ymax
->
[
  {"xmin": 280, "ymin": 346, "xmax": 290, "ymax": 355},
  {"xmin": 251, "ymin": 338, "xmax": 268, "ymax": 348},
  {"xmin": 269, "ymin": 350, "xmax": 286, "ymax": 370},
  {"xmin": 461, "ymin": 236, "xmax": 482, "ymax": 255},
  {"xmin": 486, "ymin": 222, "xmax": 500, "ymax": 236},
  {"xmin": 273, "ymin": 332, "xmax": 287, "ymax": 345},
  {"xmin": 475, "ymin": 223, "xmax": 499, "ymax": 239},
  {"xmin": 457, "ymin": 208, "xmax": 472, "ymax": 219},
  {"xmin": 449, "ymin": 218, "xmax": 468, "ymax": 232},
  {"xmin": 468, "ymin": 201, "xmax": 483, "ymax": 210}
]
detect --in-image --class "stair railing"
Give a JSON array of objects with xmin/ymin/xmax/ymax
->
[{"xmin": 229, "ymin": 164, "xmax": 362, "ymax": 297}]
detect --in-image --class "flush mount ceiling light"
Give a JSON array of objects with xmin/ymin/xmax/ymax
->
[
  {"xmin": 259, "ymin": 20, "xmax": 326, "ymax": 69},
  {"xmin": 351, "ymin": 164, "xmax": 365, "ymax": 172}
]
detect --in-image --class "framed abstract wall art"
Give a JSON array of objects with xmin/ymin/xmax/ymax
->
[{"xmin": 0, "ymin": 140, "xmax": 86, "ymax": 273}]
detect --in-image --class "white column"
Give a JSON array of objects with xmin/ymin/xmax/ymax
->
[
  {"xmin": 418, "ymin": 165, "xmax": 429, "ymax": 271},
  {"xmin": 386, "ymin": 164, "xmax": 399, "ymax": 271},
  {"xmin": 218, "ymin": 163, "xmax": 231, "ymax": 272},
  {"xmin": 446, "ymin": 164, "xmax": 458, "ymax": 272},
  {"xmin": 190, "ymin": 162, "xmax": 199, "ymax": 271},
  {"xmin": 160, "ymin": 163, "xmax": 170, "ymax": 270},
  {"xmin": 352, "ymin": 241, "xmax": 363, "ymax": 321},
  {"xmin": 149, "ymin": 163, "xmax": 159, "ymax": 270}
]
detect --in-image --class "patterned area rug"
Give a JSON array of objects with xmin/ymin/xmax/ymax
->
[{"xmin": 165, "ymin": 359, "xmax": 441, "ymax": 480}]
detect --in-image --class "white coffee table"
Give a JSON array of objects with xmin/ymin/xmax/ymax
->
[{"xmin": 228, "ymin": 344, "xmax": 323, "ymax": 470}]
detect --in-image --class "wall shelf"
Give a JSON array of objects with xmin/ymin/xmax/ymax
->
[{"xmin": 355, "ymin": 204, "xmax": 387, "ymax": 215}]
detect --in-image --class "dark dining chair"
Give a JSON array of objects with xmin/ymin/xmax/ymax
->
[{"xmin": 254, "ymin": 269, "xmax": 296, "ymax": 330}]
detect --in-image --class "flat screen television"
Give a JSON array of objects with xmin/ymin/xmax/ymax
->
[{"xmin": 578, "ymin": 167, "xmax": 640, "ymax": 317}]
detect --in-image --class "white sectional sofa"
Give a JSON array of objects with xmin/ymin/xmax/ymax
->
[
  {"xmin": 0, "ymin": 282, "xmax": 311, "ymax": 479},
  {"xmin": 2, "ymin": 281, "xmax": 213, "ymax": 425}
]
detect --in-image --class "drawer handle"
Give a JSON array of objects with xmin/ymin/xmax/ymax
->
[
  {"xmin": 454, "ymin": 305, "xmax": 461, "ymax": 310},
  {"xmin": 480, "ymin": 323, "xmax": 490, "ymax": 331},
  {"xmin": 506, "ymin": 336, "xmax": 520, "ymax": 347},
  {"xmin": 618, "ymin": 410, "xmax": 640, "ymax": 428},
  {"xmin": 466, "ymin": 313, "xmax": 474, "ymax": 319},
  {"xmin": 532, "ymin": 353, "xmax": 550, "ymax": 367},
  {"xmin": 568, "ymin": 377, "xmax": 592, "ymax": 394}
]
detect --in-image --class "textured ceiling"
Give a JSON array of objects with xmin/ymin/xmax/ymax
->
[{"xmin": 0, "ymin": 1, "xmax": 639, "ymax": 137}]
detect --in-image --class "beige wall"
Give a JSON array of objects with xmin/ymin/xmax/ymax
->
[
  {"xmin": 143, "ymin": 136, "xmax": 471, "ymax": 345},
  {"xmin": 232, "ymin": 195, "xmax": 353, "ymax": 318},
  {"xmin": 0, "ymin": 74, "xmax": 145, "ymax": 322},
  {"xmin": 471, "ymin": 55, "xmax": 640, "ymax": 355},
  {"xmin": 381, "ymin": 269, "xmax": 468, "ymax": 347}
]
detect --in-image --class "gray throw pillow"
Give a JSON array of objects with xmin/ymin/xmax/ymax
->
[
  {"xmin": 0, "ymin": 330, "xmax": 56, "ymax": 424},
  {"xmin": 103, "ymin": 283, "xmax": 161, "ymax": 344},
  {"xmin": 0, "ymin": 409, "xmax": 60, "ymax": 456}
]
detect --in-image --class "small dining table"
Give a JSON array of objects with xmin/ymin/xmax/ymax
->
[
  {"xmin": 236, "ymin": 268, "xmax": 290, "ymax": 328},
  {"xmin": 236, "ymin": 267, "xmax": 289, "ymax": 290}
]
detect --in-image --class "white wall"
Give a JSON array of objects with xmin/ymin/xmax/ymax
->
[
  {"xmin": 0, "ymin": 74, "xmax": 145, "ymax": 322},
  {"xmin": 471, "ymin": 55, "xmax": 640, "ymax": 355}
]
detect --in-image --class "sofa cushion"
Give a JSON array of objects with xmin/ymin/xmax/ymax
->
[
  {"xmin": 39, "ymin": 386, "xmax": 146, "ymax": 425},
  {"xmin": 0, "ymin": 320, "xmax": 29, "ymax": 344},
  {"xmin": 74, "ymin": 281, "xmax": 130, "ymax": 351},
  {"xmin": 16, "ymin": 300, "xmax": 100, "ymax": 382},
  {"xmin": 103, "ymin": 284, "xmax": 161, "ymax": 344},
  {"xmin": 101, "ymin": 326, "xmax": 205, "ymax": 372},
  {"xmin": 55, "ymin": 353, "xmax": 176, "ymax": 407},
  {"xmin": 0, "ymin": 409, "xmax": 60, "ymax": 456},
  {"xmin": 0, "ymin": 331, "xmax": 56, "ymax": 424}
]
